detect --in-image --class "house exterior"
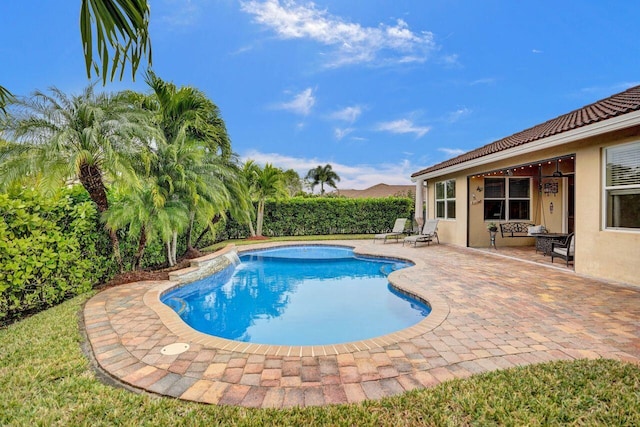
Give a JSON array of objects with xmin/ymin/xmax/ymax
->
[{"xmin": 411, "ymin": 85, "xmax": 640, "ymax": 286}]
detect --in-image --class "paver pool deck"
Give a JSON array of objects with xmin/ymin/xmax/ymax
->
[{"xmin": 82, "ymin": 241, "xmax": 640, "ymax": 408}]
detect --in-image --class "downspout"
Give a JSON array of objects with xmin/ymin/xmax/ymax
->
[{"xmin": 415, "ymin": 179, "xmax": 425, "ymax": 230}]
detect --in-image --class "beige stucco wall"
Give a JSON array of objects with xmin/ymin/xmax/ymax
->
[
  {"xmin": 421, "ymin": 126, "xmax": 640, "ymax": 286},
  {"xmin": 426, "ymin": 174, "xmax": 468, "ymax": 246},
  {"xmin": 575, "ymin": 139, "xmax": 640, "ymax": 285}
]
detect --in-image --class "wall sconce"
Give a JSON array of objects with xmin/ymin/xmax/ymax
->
[
  {"xmin": 549, "ymin": 202, "xmax": 554, "ymax": 214},
  {"xmin": 476, "ymin": 186, "xmax": 483, "ymax": 192}
]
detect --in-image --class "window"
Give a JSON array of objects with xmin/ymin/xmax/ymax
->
[
  {"xmin": 435, "ymin": 179, "xmax": 456, "ymax": 219},
  {"xmin": 605, "ymin": 142, "xmax": 640, "ymax": 229},
  {"xmin": 484, "ymin": 177, "xmax": 531, "ymax": 220}
]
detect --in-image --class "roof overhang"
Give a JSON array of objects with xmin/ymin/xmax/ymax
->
[{"xmin": 411, "ymin": 109, "xmax": 640, "ymax": 182}]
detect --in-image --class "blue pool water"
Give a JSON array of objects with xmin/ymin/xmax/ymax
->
[{"xmin": 161, "ymin": 246, "xmax": 430, "ymax": 346}]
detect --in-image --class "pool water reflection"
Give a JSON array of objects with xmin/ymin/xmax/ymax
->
[{"xmin": 162, "ymin": 246, "xmax": 430, "ymax": 346}]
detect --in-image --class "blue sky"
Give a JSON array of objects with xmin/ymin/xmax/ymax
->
[{"xmin": 2, "ymin": 1, "xmax": 639, "ymax": 189}]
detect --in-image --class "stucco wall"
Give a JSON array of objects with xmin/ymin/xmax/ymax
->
[
  {"xmin": 575, "ymin": 140, "xmax": 640, "ymax": 285},
  {"xmin": 426, "ymin": 175, "xmax": 467, "ymax": 246}
]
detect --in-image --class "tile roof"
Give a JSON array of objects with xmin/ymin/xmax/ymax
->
[{"xmin": 411, "ymin": 84, "xmax": 640, "ymax": 178}]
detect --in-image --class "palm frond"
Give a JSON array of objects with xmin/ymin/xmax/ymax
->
[{"xmin": 80, "ymin": 0, "xmax": 152, "ymax": 84}]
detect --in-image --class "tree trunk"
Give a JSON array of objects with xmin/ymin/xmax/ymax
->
[
  {"xmin": 185, "ymin": 211, "xmax": 195, "ymax": 251},
  {"xmin": 256, "ymin": 199, "xmax": 264, "ymax": 236},
  {"xmin": 78, "ymin": 162, "xmax": 123, "ymax": 271},
  {"xmin": 171, "ymin": 231, "xmax": 178, "ymax": 266},
  {"xmin": 166, "ymin": 231, "xmax": 178, "ymax": 267},
  {"xmin": 192, "ymin": 213, "xmax": 222, "ymax": 249},
  {"xmin": 166, "ymin": 241, "xmax": 172, "ymax": 267},
  {"xmin": 133, "ymin": 225, "xmax": 147, "ymax": 270},
  {"xmin": 248, "ymin": 217, "xmax": 256, "ymax": 237}
]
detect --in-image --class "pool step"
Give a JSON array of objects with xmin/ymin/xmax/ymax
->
[
  {"xmin": 380, "ymin": 265, "xmax": 395, "ymax": 276},
  {"xmin": 166, "ymin": 297, "xmax": 187, "ymax": 315}
]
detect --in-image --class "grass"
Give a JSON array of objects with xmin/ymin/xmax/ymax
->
[{"xmin": 1, "ymin": 293, "xmax": 639, "ymax": 426}]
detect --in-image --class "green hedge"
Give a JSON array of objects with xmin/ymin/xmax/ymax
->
[
  {"xmin": 218, "ymin": 197, "xmax": 414, "ymax": 239},
  {"xmin": 0, "ymin": 190, "xmax": 110, "ymax": 323}
]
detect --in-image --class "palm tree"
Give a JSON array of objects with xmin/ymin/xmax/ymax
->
[
  {"xmin": 0, "ymin": 87, "xmax": 13, "ymax": 115},
  {"xmin": 281, "ymin": 168, "xmax": 303, "ymax": 196},
  {"xmin": 245, "ymin": 162, "xmax": 287, "ymax": 237},
  {"xmin": 305, "ymin": 164, "xmax": 341, "ymax": 194},
  {"xmin": 103, "ymin": 180, "xmax": 188, "ymax": 270},
  {"xmin": 80, "ymin": 0, "xmax": 152, "ymax": 84},
  {"xmin": 0, "ymin": 85, "xmax": 151, "ymax": 270},
  {"xmin": 2, "ymin": 0, "xmax": 152, "ymax": 115},
  {"xmin": 140, "ymin": 70, "xmax": 231, "ymax": 157},
  {"xmin": 191, "ymin": 158, "xmax": 252, "ymax": 248},
  {"xmin": 126, "ymin": 73, "xmax": 247, "ymax": 264}
]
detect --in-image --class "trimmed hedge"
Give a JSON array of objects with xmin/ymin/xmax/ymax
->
[
  {"xmin": 0, "ymin": 190, "xmax": 110, "ymax": 323},
  {"xmin": 218, "ymin": 197, "xmax": 414, "ymax": 239}
]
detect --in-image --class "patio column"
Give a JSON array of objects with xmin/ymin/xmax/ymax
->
[{"xmin": 415, "ymin": 179, "xmax": 425, "ymax": 229}]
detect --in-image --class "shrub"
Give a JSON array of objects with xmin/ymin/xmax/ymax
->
[
  {"xmin": 0, "ymin": 189, "xmax": 110, "ymax": 323},
  {"xmin": 215, "ymin": 197, "xmax": 414, "ymax": 240}
]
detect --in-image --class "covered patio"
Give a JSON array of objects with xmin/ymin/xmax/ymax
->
[{"xmin": 467, "ymin": 154, "xmax": 576, "ymax": 266}]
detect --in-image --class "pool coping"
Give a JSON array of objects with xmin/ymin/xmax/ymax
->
[
  {"xmin": 144, "ymin": 243, "xmax": 450, "ymax": 356},
  {"xmin": 83, "ymin": 240, "xmax": 640, "ymax": 407}
]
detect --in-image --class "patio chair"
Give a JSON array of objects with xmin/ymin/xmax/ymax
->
[
  {"xmin": 550, "ymin": 233, "xmax": 575, "ymax": 266},
  {"xmin": 403, "ymin": 219, "xmax": 439, "ymax": 247},
  {"xmin": 373, "ymin": 218, "xmax": 408, "ymax": 243}
]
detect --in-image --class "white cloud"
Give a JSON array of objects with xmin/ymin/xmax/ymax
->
[
  {"xmin": 329, "ymin": 105, "xmax": 363, "ymax": 123},
  {"xmin": 274, "ymin": 87, "xmax": 316, "ymax": 115},
  {"xmin": 470, "ymin": 78, "xmax": 496, "ymax": 86},
  {"xmin": 440, "ymin": 53, "xmax": 461, "ymax": 67},
  {"xmin": 532, "ymin": 49, "xmax": 543, "ymax": 54},
  {"xmin": 240, "ymin": 0, "xmax": 437, "ymax": 67},
  {"xmin": 446, "ymin": 107, "xmax": 471, "ymax": 123},
  {"xmin": 334, "ymin": 127, "xmax": 355, "ymax": 140},
  {"xmin": 376, "ymin": 118, "xmax": 430, "ymax": 138},
  {"xmin": 438, "ymin": 147, "xmax": 466, "ymax": 157},
  {"xmin": 241, "ymin": 150, "xmax": 414, "ymax": 190}
]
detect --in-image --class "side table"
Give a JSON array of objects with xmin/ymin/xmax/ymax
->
[{"xmin": 532, "ymin": 233, "xmax": 569, "ymax": 255}]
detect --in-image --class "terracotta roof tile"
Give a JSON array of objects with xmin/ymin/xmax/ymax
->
[{"xmin": 411, "ymin": 85, "xmax": 640, "ymax": 178}]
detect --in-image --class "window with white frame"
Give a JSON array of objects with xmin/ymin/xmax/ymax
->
[
  {"xmin": 605, "ymin": 141, "xmax": 640, "ymax": 229},
  {"xmin": 483, "ymin": 177, "xmax": 531, "ymax": 220},
  {"xmin": 435, "ymin": 179, "xmax": 456, "ymax": 219}
]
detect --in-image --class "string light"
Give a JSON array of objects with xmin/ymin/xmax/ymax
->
[{"xmin": 468, "ymin": 155, "xmax": 574, "ymax": 179}]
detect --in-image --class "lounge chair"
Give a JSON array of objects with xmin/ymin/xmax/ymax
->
[
  {"xmin": 403, "ymin": 219, "xmax": 439, "ymax": 247},
  {"xmin": 550, "ymin": 233, "xmax": 575, "ymax": 266},
  {"xmin": 373, "ymin": 218, "xmax": 408, "ymax": 243}
]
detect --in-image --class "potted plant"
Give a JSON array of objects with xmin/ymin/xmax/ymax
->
[{"xmin": 487, "ymin": 222, "xmax": 498, "ymax": 232}]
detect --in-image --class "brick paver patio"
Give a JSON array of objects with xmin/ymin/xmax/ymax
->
[{"xmin": 82, "ymin": 241, "xmax": 640, "ymax": 408}]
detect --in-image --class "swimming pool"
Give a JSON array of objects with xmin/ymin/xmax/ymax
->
[{"xmin": 161, "ymin": 245, "xmax": 431, "ymax": 346}]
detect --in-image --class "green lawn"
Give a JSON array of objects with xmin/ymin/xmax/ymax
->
[{"xmin": 1, "ymin": 293, "xmax": 639, "ymax": 426}]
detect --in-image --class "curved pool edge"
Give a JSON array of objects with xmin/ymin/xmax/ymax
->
[{"xmin": 144, "ymin": 241, "xmax": 450, "ymax": 356}]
